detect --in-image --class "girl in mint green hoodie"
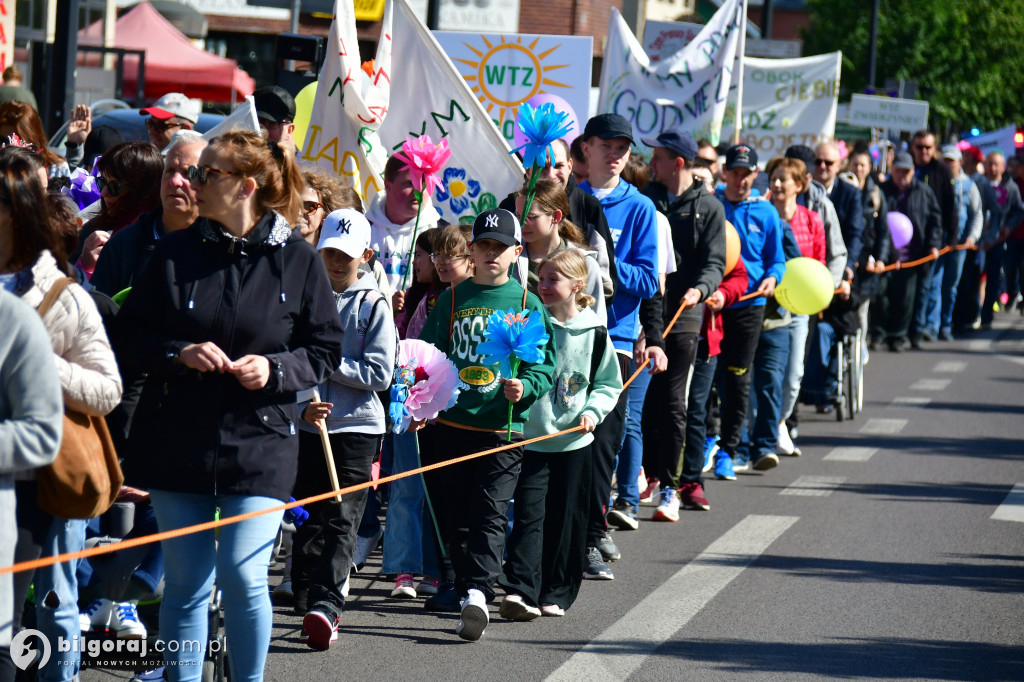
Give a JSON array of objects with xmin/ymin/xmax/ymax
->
[{"xmin": 499, "ymin": 250, "xmax": 622, "ymax": 619}]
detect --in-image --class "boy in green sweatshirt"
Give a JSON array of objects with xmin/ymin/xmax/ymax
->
[{"xmin": 417, "ymin": 208, "xmax": 556, "ymax": 641}]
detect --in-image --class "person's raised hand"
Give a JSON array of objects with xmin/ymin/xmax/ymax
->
[{"xmin": 67, "ymin": 105, "xmax": 92, "ymax": 146}]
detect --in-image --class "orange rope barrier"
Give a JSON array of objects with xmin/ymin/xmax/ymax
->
[
  {"xmin": 0, "ymin": 424, "xmax": 587, "ymax": 576},
  {"xmin": 14, "ymin": 240, "xmax": 978, "ymax": 576}
]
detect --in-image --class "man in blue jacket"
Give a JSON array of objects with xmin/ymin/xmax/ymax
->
[
  {"xmin": 713, "ymin": 144, "xmax": 786, "ymax": 478},
  {"xmin": 577, "ymin": 113, "xmax": 660, "ymax": 579}
]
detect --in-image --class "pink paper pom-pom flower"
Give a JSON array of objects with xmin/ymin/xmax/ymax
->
[
  {"xmin": 393, "ymin": 135, "xmax": 452, "ymax": 197},
  {"xmin": 400, "ymin": 339, "xmax": 460, "ymax": 421}
]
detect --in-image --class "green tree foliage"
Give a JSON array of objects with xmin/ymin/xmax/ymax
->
[{"xmin": 803, "ymin": 0, "xmax": 1024, "ymax": 132}]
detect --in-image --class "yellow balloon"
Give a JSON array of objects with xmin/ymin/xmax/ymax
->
[
  {"xmin": 292, "ymin": 81, "xmax": 318, "ymax": 153},
  {"xmin": 775, "ymin": 257, "xmax": 834, "ymax": 315},
  {"xmin": 724, "ymin": 220, "xmax": 741, "ymax": 275}
]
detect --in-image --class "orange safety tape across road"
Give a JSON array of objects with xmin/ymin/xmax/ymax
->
[
  {"xmin": 0, "ymin": 424, "xmax": 587, "ymax": 576},
  {"xmin": 6, "ymin": 242, "xmax": 982, "ymax": 575}
]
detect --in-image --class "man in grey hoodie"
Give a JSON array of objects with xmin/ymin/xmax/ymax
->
[{"xmin": 0, "ymin": 289, "xmax": 63, "ymax": 668}]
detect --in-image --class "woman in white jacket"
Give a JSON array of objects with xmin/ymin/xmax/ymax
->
[{"xmin": 0, "ymin": 147, "xmax": 122, "ymax": 682}]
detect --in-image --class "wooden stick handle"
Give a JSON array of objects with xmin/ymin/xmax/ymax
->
[{"xmin": 312, "ymin": 388, "xmax": 343, "ymax": 503}]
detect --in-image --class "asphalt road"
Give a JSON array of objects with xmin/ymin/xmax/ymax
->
[{"xmin": 85, "ymin": 313, "xmax": 1024, "ymax": 682}]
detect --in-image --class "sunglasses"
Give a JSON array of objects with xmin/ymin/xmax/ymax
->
[
  {"xmin": 96, "ymin": 177, "xmax": 124, "ymax": 197},
  {"xmin": 187, "ymin": 165, "xmax": 240, "ymax": 184},
  {"xmin": 302, "ymin": 200, "xmax": 323, "ymax": 215},
  {"xmin": 146, "ymin": 118, "xmax": 183, "ymax": 132},
  {"xmin": 814, "ymin": 159, "xmax": 836, "ymax": 168}
]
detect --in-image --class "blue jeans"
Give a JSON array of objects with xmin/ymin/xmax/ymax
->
[
  {"xmin": 741, "ymin": 325, "xmax": 789, "ymax": 463},
  {"xmin": 36, "ymin": 518, "xmax": 86, "ymax": 682},
  {"xmin": 680, "ymin": 345, "xmax": 718, "ymax": 485},
  {"xmin": 615, "ymin": 357, "xmax": 648, "ymax": 508},
  {"xmin": 910, "ymin": 262, "xmax": 935, "ymax": 339},
  {"xmin": 803, "ymin": 320, "xmax": 838, "ymax": 405},
  {"xmin": 381, "ymin": 432, "xmax": 439, "ymax": 577},
  {"xmin": 149, "ymin": 491, "xmax": 283, "ymax": 682},
  {"xmin": 780, "ymin": 315, "xmax": 809, "ymax": 421}
]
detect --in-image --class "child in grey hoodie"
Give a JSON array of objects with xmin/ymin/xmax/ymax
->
[{"xmin": 293, "ymin": 209, "xmax": 397, "ymax": 651}]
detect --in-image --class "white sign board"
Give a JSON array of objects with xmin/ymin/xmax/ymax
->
[
  {"xmin": 745, "ymin": 38, "xmax": 802, "ymax": 58},
  {"xmin": 434, "ymin": 31, "xmax": 592, "ymax": 146},
  {"xmin": 642, "ymin": 20, "xmax": 703, "ymax": 63},
  {"xmin": 848, "ymin": 94, "xmax": 929, "ymax": 132},
  {"xmin": 962, "ymin": 124, "xmax": 1017, "ymax": 156},
  {"xmin": 722, "ymin": 52, "xmax": 842, "ymax": 157}
]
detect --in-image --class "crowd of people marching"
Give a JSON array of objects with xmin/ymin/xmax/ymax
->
[{"xmin": 1, "ymin": 80, "xmax": 1023, "ymax": 682}]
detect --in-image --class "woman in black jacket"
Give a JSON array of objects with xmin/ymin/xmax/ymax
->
[{"xmin": 117, "ymin": 131, "xmax": 342, "ymax": 682}]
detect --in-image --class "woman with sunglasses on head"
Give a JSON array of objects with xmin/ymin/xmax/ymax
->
[
  {"xmin": 77, "ymin": 141, "xmax": 163, "ymax": 279},
  {"xmin": 0, "ymin": 146, "xmax": 122, "ymax": 682},
  {"xmin": 116, "ymin": 131, "xmax": 343, "ymax": 682}
]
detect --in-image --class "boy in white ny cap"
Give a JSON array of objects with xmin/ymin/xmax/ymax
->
[{"xmin": 296, "ymin": 208, "xmax": 398, "ymax": 650}]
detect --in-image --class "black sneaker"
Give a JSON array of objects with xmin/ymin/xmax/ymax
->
[
  {"xmin": 583, "ymin": 546, "xmax": 614, "ymax": 580},
  {"xmin": 606, "ymin": 501, "xmax": 639, "ymax": 531},
  {"xmin": 424, "ymin": 581, "xmax": 461, "ymax": 612},
  {"xmin": 597, "ymin": 532, "xmax": 620, "ymax": 561},
  {"xmin": 302, "ymin": 608, "xmax": 339, "ymax": 650}
]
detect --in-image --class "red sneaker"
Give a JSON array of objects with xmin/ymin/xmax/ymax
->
[
  {"xmin": 639, "ymin": 478, "xmax": 661, "ymax": 505},
  {"xmin": 679, "ymin": 482, "xmax": 710, "ymax": 511}
]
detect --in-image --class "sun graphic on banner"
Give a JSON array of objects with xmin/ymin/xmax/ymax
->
[{"xmin": 455, "ymin": 36, "xmax": 571, "ymax": 134}]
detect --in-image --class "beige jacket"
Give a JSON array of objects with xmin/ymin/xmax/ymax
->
[{"xmin": 18, "ymin": 250, "xmax": 122, "ymax": 416}]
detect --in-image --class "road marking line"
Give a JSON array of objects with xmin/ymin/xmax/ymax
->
[
  {"xmin": 544, "ymin": 515, "xmax": 798, "ymax": 682},
  {"xmin": 824, "ymin": 446, "xmax": 877, "ymax": 462},
  {"xmin": 891, "ymin": 396, "xmax": 932, "ymax": 407},
  {"xmin": 994, "ymin": 353, "xmax": 1024, "ymax": 368},
  {"xmin": 780, "ymin": 475, "xmax": 847, "ymax": 497},
  {"xmin": 991, "ymin": 483, "xmax": 1024, "ymax": 523},
  {"xmin": 967, "ymin": 339, "xmax": 990, "ymax": 351},
  {"xmin": 859, "ymin": 418, "xmax": 907, "ymax": 434},
  {"xmin": 911, "ymin": 378, "xmax": 951, "ymax": 391},
  {"xmin": 934, "ymin": 360, "xmax": 966, "ymax": 373}
]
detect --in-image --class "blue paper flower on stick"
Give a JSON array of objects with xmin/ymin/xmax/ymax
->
[
  {"xmin": 510, "ymin": 102, "xmax": 574, "ymax": 169},
  {"xmin": 478, "ymin": 308, "xmax": 550, "ymax": 441}
]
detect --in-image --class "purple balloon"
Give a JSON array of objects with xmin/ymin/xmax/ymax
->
[
  {"xmin": 511, "ymin": 92, "xmax": 580, "ymax": 157},
  {"xmin": 888, "ymin": 211, "xmax": 914, "ymax": 250}
]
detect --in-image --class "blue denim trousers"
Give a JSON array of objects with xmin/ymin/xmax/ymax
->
[
  {"xmin": 803, "ymin": 320, "xmax": 838, "ymax": 405},
  {"xmin": 381, "ymin": 431, "xmax": 439, "ymax": 577},
  {"xmin": 741, "ymin": 325, "xmax": 789, "ymax": 463},
  {"xmin": 149, "ymin": 491, "xmax": 283, "ymax": 682},
  {"xmin": 780, "ymin": 314, "xmax": 809, "ymax": 421},
  {"xmin": 615, "ymin": 357, "xmax": 648, "ymax": 508},
  {"xmin": 35, "ymin": 517, "xmax": 86, "ymax": 682}
]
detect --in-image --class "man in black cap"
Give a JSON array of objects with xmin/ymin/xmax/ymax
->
[
  {"xmin": 638, "ymin": 129, "xmax": 725, "ymax": 517},
  {"xmin": 878, "ymin": 151, "xmax": 942, "ymax": 351},
  {"xmin": 254, "ymin": 85, "xmax": 298, "ymax": 152},
  {"xmin": 712, "ymin": 144, "xmax": 786, "ymax": 476},
  {"xmin": 577, "ymin": 113, "xmax": 660, "ymax": 579}
]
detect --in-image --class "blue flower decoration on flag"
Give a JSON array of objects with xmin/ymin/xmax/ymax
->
[
  {"xmin": 510, "ymin": 102, "xmax": 574, "ymax": 169},
  {"xmin": 435, "ymin": 167, "xmax": 481, "ymax": 216},
  {"xmin": 478, "ymin": 309, "xmax": 550, "ymax": 379}
]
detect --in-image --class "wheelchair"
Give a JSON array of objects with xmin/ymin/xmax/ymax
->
[{"xmin": 832, "ymin": 327, "xmax": 864, "ymax": 422}]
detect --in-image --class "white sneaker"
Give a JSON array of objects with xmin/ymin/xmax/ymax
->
[
  {"xmin": 455, "ymin": 588, "xmax": 488, "ymax": 641},
  {"xmin": 110, "ymin": 602, "xmax": 147, "ymax": 639},
  {"xmin": 80, "ymin": 598, "xmax": 113, "ymax": 633},
  {"xmin": 652, "ymin": 488, "xmax": 680, "ymax": 522},
  {"xmin": 776, "ymin": 424, "xmax": 800, "ymax": 456},
  {"xmin": 540, "ymin": 603, "xmax": 565, "ymax": 617},
  {"xmin": 498, "ymin": 593, "xmax": 540, "ymax": 621}
]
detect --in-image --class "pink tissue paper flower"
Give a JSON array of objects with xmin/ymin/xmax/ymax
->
[
  {"xmin": 393, "ymin": 135, "xmax": 452, "ymax": 197},
  {"xmin": 399, "ymin": 339, "xmax": 460, "ymax": 421}
]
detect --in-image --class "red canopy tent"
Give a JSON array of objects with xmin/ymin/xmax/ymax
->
[{"xmin": 80, "ymin": 2, "xmax": 255, "ymax": 103}]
